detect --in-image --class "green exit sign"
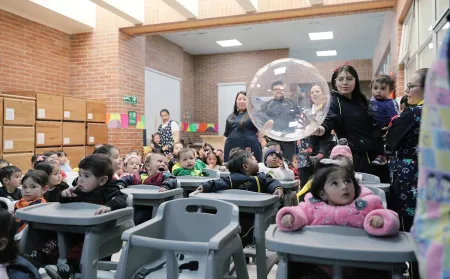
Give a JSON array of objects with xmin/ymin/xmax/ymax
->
[{"xmin": 124, "ymin": 95, "xmax": 138, "ymax": 105}]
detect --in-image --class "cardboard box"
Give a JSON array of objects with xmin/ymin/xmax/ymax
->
[
  {"xmin": 36, "ymin": 94, "xmax": 63, "ymax": 120},
  {"xmin": 86, "ymin": 123, "xmax": 107, "ymax": 145},
  {"xmin": 3, "ymin": 98, "xmax": 35, "ymax": 125},
  {"xmin": 3, "ymin": 153, "xmax": 33, "ymax": 173},
  {"xmin": 86, "ymin": 100, "xmax": 106, "ymax": 123},
  {"xmin": 36, "ymin": 121, "xmax": 62, "ymax": 147},
  {"xmin": 63, "ymin": 97, "xmax": 86, "ymax": 121},
  {"xmin": 63, "ymin": 122, "xmax": 86, "ymax": 146},
  {"xmin": 3, "ymin": 126, "xmax": 35, "ymax": 153},
  {"xmin": 63, "ymin": 146, "xmax": 85, "ymax": 168}
]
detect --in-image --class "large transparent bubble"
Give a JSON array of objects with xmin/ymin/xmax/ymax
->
[{"xmin": 247, "ymin": 58, "xmax": 331, "ymax": 142}]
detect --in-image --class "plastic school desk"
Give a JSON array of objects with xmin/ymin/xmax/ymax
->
[
  {"xmin": 265, "ymin": 224, "xmax": 416, "ymax": 279},
  {"xmin": 365, "ymin": 183, "xmax": 390, "ymax": 193},
  {"xmin": 278, "ymin": 180, "xmax": 299, "ymax": 207},
  {"xmin": 190, "ymin": 189, "xmax": 281, "ymax": 279},
  {"xmin": 121, "ymin": 185, "xmax": 183, "ymax": 218},
  {"xmin": 177, "ymin": 176, "xmax": 216, "ymax": 197},
  {"xmin": 16, "ymin": 203, "xmax": 134, "ymax": 279}
]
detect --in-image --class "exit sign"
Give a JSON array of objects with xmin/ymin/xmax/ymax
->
[{"xmin": 124, "ymin": 95, "xmax": 138, "ymax": 105}]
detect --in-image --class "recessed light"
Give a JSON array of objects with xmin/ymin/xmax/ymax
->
[
  {"xmin": 274, "ymin": 67, "xmax": 286, "ymax": 75},
  {"xmin": 429, "ymin": 43, "xmax": 434, "ymax": 49},
  {"xmin": 316, "ymin": 50, "xmax": 337, "ymax": 57},
  {"xmin": 216, "ymin": 39, "xmax": 242, "ymax": 47},
  {"xmin": 309, "ymin": 31, "xmax": 333, "ymax": 41}
]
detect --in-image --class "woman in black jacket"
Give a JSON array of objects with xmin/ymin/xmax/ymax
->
[{"xmin": 312, "ymin": 65, "xmax": 385, "ymax": 177}]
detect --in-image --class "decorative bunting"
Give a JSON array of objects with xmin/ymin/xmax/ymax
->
[{"xmin": 181, "ymin": 122, "xmax": 218, "ymax": 133}]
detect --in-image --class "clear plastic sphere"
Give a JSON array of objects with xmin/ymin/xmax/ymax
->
[{"xmin": 247, "ymin": 58, "xmax": 331, "ymax": 142}]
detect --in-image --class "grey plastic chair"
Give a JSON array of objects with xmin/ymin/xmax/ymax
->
[
  {"xmin": 115, "ymin": 198, "xmax": 249, "ymax": 279},
  {"xmin": 201, "ymin": 168, "xmax": 221, "ymax": 178},
  {"xmin": 357, "ymin": 172, "xmax": 381, "ymax": 184},
  {"xmin": 365, "ymin": 185, "xmax": 387, "ymax": 208}
]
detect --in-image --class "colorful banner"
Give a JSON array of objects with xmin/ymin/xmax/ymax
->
[
  {"xmin": 181, "ymin": 122, "xmax": 218, "ymax": 133},
  {"xmin": 136, "ymin": 115, "xmax": 145, "ymax": 129}
]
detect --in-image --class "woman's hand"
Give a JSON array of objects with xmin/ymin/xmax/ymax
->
[
  {"xmin": 280, "ymin": 214, "xmax": 294, "ymax": 228},
  {"xmin": 369, "ymin": 215, "xmax": 384, "ymax": 228}
]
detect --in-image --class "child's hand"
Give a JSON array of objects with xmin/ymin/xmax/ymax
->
[
  {"xmin": 95, "ymin": 206, "xmax": 111, "ymax": 215},
  {"xmin": 197, "ymin": 186, "xmax": 203, "ymax": 192},
  {"xmin": 158, "ymin": 187, "xmax": 168, "ymax": 192},
  {"xmin": 279, "ymin": 161, "xmax": 285, "ymax": 169},
  {"xmin": 281, "ymin": 214, "xmax": 294, "ymax": 228},
  {"xmin": 167, "ymin": 153, "xmax": 173, "ymax": 161},
  {"xmin": 369, "ymin": 215, "xmax": 384, "ymax": 228},
  {"xmin": 273, "ymin": 187, "xmax": 284, "ymax": 200},
  {"xmin": 62, "ymin": 187, "xmax": 78, "ymax": 198}
]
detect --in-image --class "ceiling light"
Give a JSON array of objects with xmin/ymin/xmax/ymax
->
[
  {"xmin": 429, "ymin": 43, "xmax": 434, "ymax": 49},
  {"xmin": 316, "ymin": 50, "xmax": 337, "ymax": 57},
  {"xmin": 216, "ymin": 39, "xmax": 242, "ymax": 47},
  {"xmin": 309, "ymin": 31, "xmax": 333, "ymax": 40},
  {"xmin": 274, "ymin": 67, "xmax": 286, "ymax": 75},
  {"xmin": 444, "ymin": 22, "xmax": 449, "ymax": 30}
]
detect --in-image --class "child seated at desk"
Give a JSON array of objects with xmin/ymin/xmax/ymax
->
[
  {"xmin": 197, "ymin": 149, "xmax": 284, "ymax": 247},
  {"xmin": 276, "ymin": 166, "xmax": 399, "ymax": 279},
  {"xmin": 258, "ymin": 149, "xmax": 295, "ymax": 181},
  {"xmin": 57, "ymin": 151, "xmax": 72, "ymax": 173},
  {"xmin": 93, "ymin": 144, "xmax": 122, "ymax": 180},
  {"xmin": 0, "ymin": 166, "xmax": 22, "ymax": 202},
  {"xmin": 167, "ymin": 142, "xmax": 184, "ymax": 172},
  {"xmin": 172, "ymin": 148, "xmax": 207, "ymax": 177},
  {"xmin": 120, "ymin": 154, "xmax": 141, "ymax": 178},
  {"xmin": 204, "ymin": 151, "xmax": 222, "ymax": 170},
  {"xmin": 45, "ymin": 154, "xmax": 127, "ymax": 279},
  {"xmin": 0, "ymin": 210, "xmax": 42, "ymax": 279},
  {"xmin": 35, "ymin": 162, "xmax": 69, "ymax": 203},
  {"xmin": 14, "ymin": 170, "xmax": 48, "ymax": 233}
]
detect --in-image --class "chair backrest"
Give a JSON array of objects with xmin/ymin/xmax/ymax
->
[
  {"xmin": 0, "ymin": 197, "xmax": 15, "ymax": 212},
  {"xmin": 158, "ymin": 198, "xmax": 239, "ymax": 242},
  {"xmin": 201, "ymin": 168, "xmax": 220, "ymax": 178},
  {"xmin": 125, "ymin": 193, "xmax": 133, "ymax": 207},
  {"xmin": 365, "ymin": 186, "xmax": 387, "ymax": 208},
  {"xmin": 356, "ymin": 172, "xmax": 380, "ymax": 184}
]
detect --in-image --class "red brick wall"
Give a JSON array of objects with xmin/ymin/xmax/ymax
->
[
  {"xmin": 0, "ymin": 9, "xmax": 70, "ymax": 94},
  {"xmin": 145, "ymin": 35, "xmax": 183, "ymax": 78}
]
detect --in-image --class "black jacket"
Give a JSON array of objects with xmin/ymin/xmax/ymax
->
[
  {"xmin": 259, "ymin": 97, "xmax": 301, "ymax": 133},
  {"xmin": 59, "ymin": 181, "xmax": 127, "ymax": 210},
  {"xmin": 201, "ymin": 172, "xmax": 283, "ymax": 194},
  {"xmin": 44, "ymin": 182, "xmax": 70, "ymax": 202},
  {"xmin": 321, "ymin": 91, "xmax": 374, "ymax": 153},
  {"xmin": 0, "ymin": 187, "xmax": 22, "ymax": 201}
]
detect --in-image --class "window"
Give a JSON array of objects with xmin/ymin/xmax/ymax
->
[
  {"xmin": 378, "ymin": 52, "xmax": 391, "ymax": 75},
  {"xmin": 419, "ymin": 41, "xmax": 435, "ymax": 68},
  {"xmin": 437, "ymin": 0, "xmax": 448, "ymax": 18},
  {"xmin": 399, "ymin": 8, "xmax": 414, "ymax": 63},
  {"xmin": 405, "ymin": 58, "xmax": 417, "ymax": 84},
  {"xmin": 418, "ymin": 0, "xmax": 433, "ymax": 46}
]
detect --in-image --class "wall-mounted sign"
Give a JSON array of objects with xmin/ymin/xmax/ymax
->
[
  {"xmin": 128, "ymin": 111, "xmax": 137, "ymax": 125},
  {"xmin": 124, "ymin": 95, "xmax": 138, "ymax": 105}
]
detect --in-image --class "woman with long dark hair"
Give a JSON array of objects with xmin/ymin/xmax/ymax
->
[
  {"xmin": 312, "ymin": 65, "xmax": 384, "ymax": 176},
  {"xmin": 223, "ymin": 91, "xmax": 262, "ymax": 162}
]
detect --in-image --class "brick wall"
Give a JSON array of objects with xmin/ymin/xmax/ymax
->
[
  {"xmin": 312, "ymin": 59, "xmax": 372, "ymax": 81},
  {"xmin": 0, "ymin": 9, "xmax": 70, "ymax": 94}
]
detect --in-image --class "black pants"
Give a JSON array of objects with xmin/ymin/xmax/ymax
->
[
  {"xmin": 372, "ymin": 124, "xmax": 387, "ymax": 157},
  {"xmin": 353, "ymin": 152, "xmax": 390, "ymax": 183},
  {"xmin": 298, "ymin": 166, "xmax": 314, "ymax": 188}
]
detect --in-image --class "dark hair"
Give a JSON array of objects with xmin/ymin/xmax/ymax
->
[
  {"xmin": 265, "ymin": 141, "xmax": 280, "ymax": 149},
  {"xmin": 228, "ymin": 150, "xmax": 253, "ymax": 174},
  {"xmin": 227, "ymin": 91, "xmax": 249, "ymax": 129},
  {"xmin": 203, "ymin": 152, "xmax": 222, "ymax": 166},
  {"xmin": 57, "ymin": 151, "xmax": 67, "ymax": 157},
  {"xmin": 93, "ymin": 144, "xmax": 119, "ymax": 157},
  {"xmin": 415, "ymin": 68, "xmax": 429, "ymax": 88},
  {"xmin": 370, "ymin": 74, "xmax": 394, "ymax": 91},
  {"xmin": 331, "ymin": 65, "xmax": 368, "ymax": 110},
  {"xmin": 310, "ymin": 166, "xmax": 361, "ymax": 201},
  {"xmin": 228, "ymin": 147, "xmax": 243, "ymax": 158},
  {"xmin": 78, "ymin": 154, "xmax": 114, "ymax": 180},
  {"xmin": 0, "ymin": 166, "xmax": 21, "ymax": 184},
  {"xmin": 271, "ymin": 80, "xmax": 283, "ymax": 89},
  {"xmin": 152, "ymin": 133, "xmax": 160, "ymax": 141},
  {"xmin": 178, "ymin": 148, "xmax": 195, "ymax": 159},
  {"xmin": 203, "ymin": 143, "xmax": 215, "ymax": 152},
  {"xmin": 0, "ymin": 160, "xmax": 10, "ymax": 167},
  {"xmin": 35, "ymin": 162, "xmax": 59, "ymax": 177},
  {"xmin": 160, "ymin": 109, "xmax": 170, "ymax": 116},
  {"xmin": 43, "ymin": 151, "xmax": 57, "ymax": 157},
  {"xmin": 0, "ymin": 210, "xmax": 18, "ymax": 263},
  {"xmin": 21, "ymin": 170, "xmax": 49, "ymax": 187}
]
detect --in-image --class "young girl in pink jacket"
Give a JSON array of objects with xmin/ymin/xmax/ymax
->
[{"xmin": 277, "ymin": 165, "xmax": 400, "ymax": 278}]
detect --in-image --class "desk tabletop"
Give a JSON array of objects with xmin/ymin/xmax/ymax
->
[
  {"xmin": 122, "ymin": 186, "xmax": 183, "ymax": 199},
  {"xmin": 190, "ymin": 189, "xmax": 280, "ymax": 207},
  {"xmin": 177, "ymin": 176, "xmax": 215, "ymax": 186},
  {"xmin": 15, "ymin": 203, "xmax": 133, "ymax": 226},
  {"xmin": 265, "ymin": 224, "xmax": 416, "ymax": 263}
]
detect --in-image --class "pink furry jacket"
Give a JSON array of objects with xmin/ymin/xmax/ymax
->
[{"xmin": 276, "ymin": 186, "xmax": 400, "ymax": 236}]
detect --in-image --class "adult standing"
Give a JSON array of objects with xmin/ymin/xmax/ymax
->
[
  {"xmin": 386, "ymin": 68, "xmax": 428, "ymax": 232},
  {"xmin": 223, "ymin": 91, "xmax": 262, "ymax": 162},
  {"xmin": 312, "ymin": 65, "xmax": 386, "ymax": 178},
  {"xmin": 157, "ymin": 109, "xmax": 180, "ymax": 153}
]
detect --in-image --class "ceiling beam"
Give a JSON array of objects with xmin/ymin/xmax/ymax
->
[
  {"xmin": 90, "ymin": 0, "xmax": 144, "ymax": 24},
  {"xmin": 161, "ymin": 0, "xmax": 198, "ymax": 19},
  {"xmin": 236, "ymin": 0, "xmax": 258, "ymax": 13},
  {"xmin": 121, "ymin": 0, "xmax": 396, "ymax": 36},
  {"xmin": 309, "ymin": 0, "xmax": 325, "ymax": 6}
]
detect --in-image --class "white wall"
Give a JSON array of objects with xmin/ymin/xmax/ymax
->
[{"xmin": 31, "ymin": 0, "xmax": 96, "ymax": 27}]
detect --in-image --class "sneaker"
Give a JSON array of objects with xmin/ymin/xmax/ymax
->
[
  {"xmin": 45, "ymin": 263, "xmax": 74, "ymax": 279},
  {"xmin": 372, "ymin": 155, "xmax": 387, "ymax": 165}
]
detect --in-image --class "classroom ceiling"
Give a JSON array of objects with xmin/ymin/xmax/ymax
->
[{"xmin": 161, "ymin": 11, "xmax": 387, "ymax": 62}]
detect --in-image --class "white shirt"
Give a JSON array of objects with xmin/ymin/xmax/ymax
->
[
  {"xmin": 258, "ymin": 163, "xmax": 295, "ymax": 181},
  {"xmin": 161, "ymin": 121, "xmax": 180, "ymax": 133}
]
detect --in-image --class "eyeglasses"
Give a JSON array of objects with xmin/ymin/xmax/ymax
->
[
  {"xmin": 335, "ymin": 77, "xmax": 355, "ymax": 83},
  {"xmin": 406, "ymin": 84, "xmax": 421, "ymax": 90}
]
